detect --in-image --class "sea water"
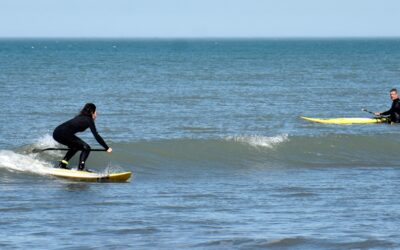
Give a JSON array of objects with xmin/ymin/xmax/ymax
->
[{"xmin": 1, "ymin": 39, "xmax": 400, "ymax": 249}]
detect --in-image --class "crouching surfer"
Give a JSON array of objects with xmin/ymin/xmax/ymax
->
[
  {"xmin": 374, "ymin": 88, "xmax": 400, "ymax": 123},
  {"xmin": 53, "ymin": 103, "xmax": 112, "ymax": 170}
]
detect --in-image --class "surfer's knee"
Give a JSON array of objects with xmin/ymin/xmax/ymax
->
[{"xmin": 82, "ymin": 144, "xmax": 91, "ymax": 152}]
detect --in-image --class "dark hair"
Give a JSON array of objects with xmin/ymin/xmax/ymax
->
[
  {"xmin": 390, "ymin": 88, "xmax": 397, "ymax": 93},
  {"xmin": 80, "ymin": 103, "xmax": 96, "ymax": 117}
]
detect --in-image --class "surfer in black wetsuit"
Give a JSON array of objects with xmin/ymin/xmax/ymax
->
[
  {"xmin": 374, "ymin": 88, "xmax": 400, "ymax": 123},
  {"xmin": 53, "ymin": 103, "xmax": 112, "ymax": 170}
]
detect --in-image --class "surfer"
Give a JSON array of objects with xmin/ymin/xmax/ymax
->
[
  {"xmin": 374, "ymin": 88, "xmax": 400, "ymax": 123},
  {"xmin": 52, "ymin": 103, "xmax": 112, "ymax": 170}
]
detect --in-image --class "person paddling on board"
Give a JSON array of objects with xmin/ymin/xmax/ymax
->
[
  {"xmin": 374, "ymin": 88, "xmax": 400, "ymax": 123},
  {"xmin": 53, "ymin": 103, "xmax": 112, "ymax": 170}
]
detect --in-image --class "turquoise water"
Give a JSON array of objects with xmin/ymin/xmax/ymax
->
[{"xmin": 1, "ymin": 39, "xmax": 400, "ymax": 249}]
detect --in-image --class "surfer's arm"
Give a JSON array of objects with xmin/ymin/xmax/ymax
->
[
  {"xmin": 380, "ymin": 105, "xmax": 393, "ymax": 116},
  {"xmin": 88, "ymin": 120, "xmax": 109, "ymax": 150}
]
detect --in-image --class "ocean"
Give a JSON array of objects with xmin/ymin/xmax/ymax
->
[{"xmin": 1, "ymin": 39, "xmax": 400, "ymax": 249}]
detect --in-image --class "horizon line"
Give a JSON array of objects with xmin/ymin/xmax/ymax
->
[{"xmin": 1, "ymin": 36, "xmax": 400, "ymax": 40}]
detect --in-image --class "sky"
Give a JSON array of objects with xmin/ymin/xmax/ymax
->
[{"xmin": 0, "ymin": 0, "xmax": 399, "ymax": 38}]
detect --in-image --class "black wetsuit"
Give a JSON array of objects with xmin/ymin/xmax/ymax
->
[
  {"xmin": 53, "ymin": 115, "xmax": 109, "ymax": 167},
  {"xmin": 381, "ymin": 98, "xmax": 400, "ymax": 123}
]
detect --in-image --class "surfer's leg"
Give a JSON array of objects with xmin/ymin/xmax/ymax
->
[
  {"xmin": 62, "ymin": 136, "xmax": 91, "ymax": 170},
  {"xmin": 78, "ymin": 142, "xmax": 91, "ymax": 171},
  {"xmin": 58, "ymin": 145, "xmax": 78, "ymax": 169},
  {"xmin": 57, "ymin": 147, "xmax": 76, "ymax": 169},
  {"xmin": 58, "ymin": 135, "xmax": 88, "ymax": 170},
  {"xmin": 62, "ymin": 136, "xmax": 83, "ymax": 160},
  {"xmin": 53, "ymin": 132, "xmax": 77, "ymax": 169},
  {"xmin": 63, "ymin": 148, "xmax": 79, "ymax": 161}
]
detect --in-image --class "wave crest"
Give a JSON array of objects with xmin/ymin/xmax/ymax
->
[
  {"xmin": 226, "ymin": 134, "xmax": 289, "ymax": 148},
  {"xmin": 0, "ymin": 150, "xmax": 51, "ymax": 174}
]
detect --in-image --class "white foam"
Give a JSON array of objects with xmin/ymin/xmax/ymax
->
[
  {"xmin": 32, "ymin": 134, "xmax": 63, "ymax": 157},
  {"xmin": 0, "ymin": 150, "xmax": 52, "ymax": 175},
  {"xmin": 103, "ymin": 163, "xmax": 125, "ymax": 174},
  {"xmin": 33, "ymin": 134, "xmax": 58, "ymax": 148},
  {"xmin": 227, "ymin": 134, "xmax": 289, "ymax": 148}
]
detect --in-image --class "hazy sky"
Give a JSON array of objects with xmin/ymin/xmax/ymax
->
[{"xmin": 0, "ymin": 0, "xmax": 399, "ymax": 38}]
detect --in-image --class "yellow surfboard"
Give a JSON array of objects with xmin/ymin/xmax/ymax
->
[
  {"xmin": 43, "ymin": 168, "xmax": 132, "ymax": 182},
  {"xmin": 301, "ymin": 116, "xmax": 388, "ymax": 125}
]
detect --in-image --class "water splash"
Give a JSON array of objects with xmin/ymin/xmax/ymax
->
[
  {"xmin": 226, "ymin": 134, "xmax": 289, "ymax": 148},
  {"xmin": 0, "ymin": 150, "xmax": 52, "ymax": 175},
  {"xmin": 31, "ymin": 134, "xmax": 63, "ymax": 157},
  {"xmin": 103, "ymin": 162, "xmax": 126, "ymax": 174}
]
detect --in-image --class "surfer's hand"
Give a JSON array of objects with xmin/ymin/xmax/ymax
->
[
  {"xmin": 374, "ymin": 112, "xmax": 381, "ymax": 116},
  {"xmin": 107, "ymin": 147, "xmax": 113, "ymax": 153}
]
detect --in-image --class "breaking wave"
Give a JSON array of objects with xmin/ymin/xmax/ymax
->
[{"xmin": 1, "ymin": 133, "xmax": 400, "ymax": 178}]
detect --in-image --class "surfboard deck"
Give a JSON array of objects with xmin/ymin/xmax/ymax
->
[
  {"xmin": 301, "ymin": 116, "xmax": 388, "ymax": 124},
  {"xmin": 43, "ymin": 168, "xmax": 132, "ymax": 182}
]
